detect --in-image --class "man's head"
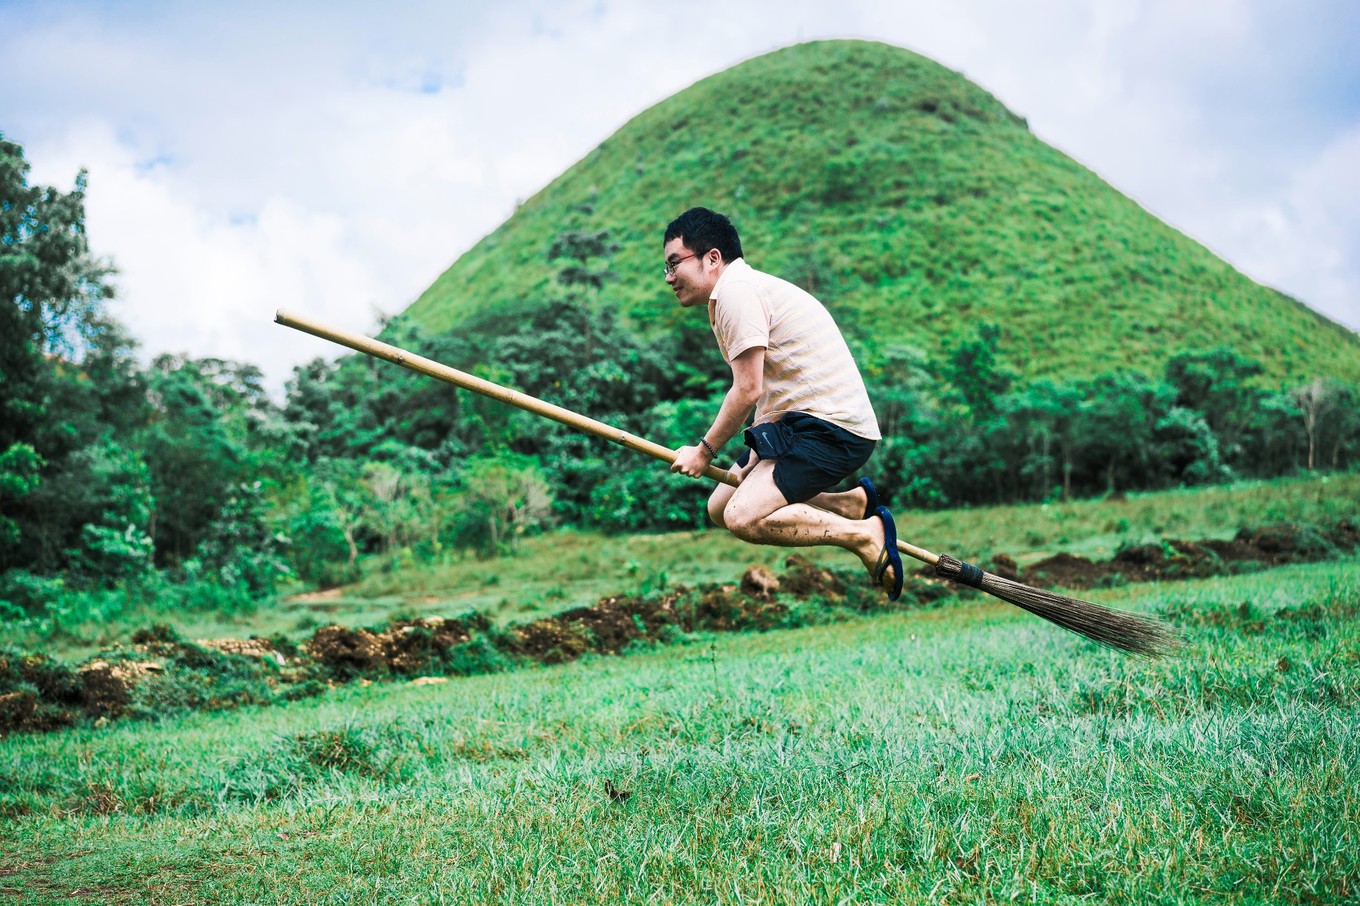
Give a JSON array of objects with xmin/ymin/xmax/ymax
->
[{"xmin": 663, "ymin": 207, "xmax": 743, "ymax": 308}]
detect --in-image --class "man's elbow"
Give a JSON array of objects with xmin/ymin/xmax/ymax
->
[{"xmin": 737, "ymin": 385, "xmax": 762, "ymax": 409}]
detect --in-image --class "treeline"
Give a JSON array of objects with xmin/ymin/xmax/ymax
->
[
  {"xmin": 3, "ymin": 137, "xmax": 1358, "ymax": 630},
  {"xmin": 869, "ymin": 327, "xmax": 1360, "ymax": 508}
]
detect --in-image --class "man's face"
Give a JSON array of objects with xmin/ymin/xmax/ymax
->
[{"xmin": 664, "ymin": 237, "xmax": 720, "ymax": 308}]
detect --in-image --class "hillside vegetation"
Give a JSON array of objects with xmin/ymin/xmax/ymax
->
[{"xmin": 401, "ymin": 39, "xmax": 1359, "ymax": 387}]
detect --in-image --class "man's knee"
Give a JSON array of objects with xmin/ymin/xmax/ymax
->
[
  {"xmin": 706, "ymin": 495, "xmax": 728, "ymax": 529},
  {"xmin": 723, "ymin": 504, "xmax": 763, "ymax": 542}
]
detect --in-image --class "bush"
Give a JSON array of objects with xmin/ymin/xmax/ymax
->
[
  {"xmin": 286, "ymin": 506, "xmax": 360, "ymax": 587},
  {"xmin": 585, "ymin": 465, "xmax": 706, "ymax": 532},
  {"xmin": 0, "ymin": 646, "xmax": 82, "ymax": 734},
  {"xmin": 0, "ymin": 570, "xmax": 65, "ymax": 615}
]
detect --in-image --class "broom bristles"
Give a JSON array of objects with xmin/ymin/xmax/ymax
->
[{"xmin": 934, "ymin": 555, "xmax": 1182, "ymax": 657}]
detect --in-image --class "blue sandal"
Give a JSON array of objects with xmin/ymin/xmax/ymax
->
[
  {"xmin": 858, "ymin": 477, "xmax": 879, "ymax": 520},
  {"xmin": 872, "ymin": 505, "xmax": 904, "ymax": 601}
]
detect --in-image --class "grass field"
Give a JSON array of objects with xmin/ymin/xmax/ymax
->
[{"xmin": 2, "ymin": 477, "xmax": 1358, "ymax": 903}]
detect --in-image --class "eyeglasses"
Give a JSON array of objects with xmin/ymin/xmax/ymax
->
[{"xmin": 662, "ymin": 252, "xmax": 698, "ymax": 278}]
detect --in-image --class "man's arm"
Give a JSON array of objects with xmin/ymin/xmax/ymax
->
[{"xmin": 671, "ymin": 345, "xmax": 765, "ymax": 478}]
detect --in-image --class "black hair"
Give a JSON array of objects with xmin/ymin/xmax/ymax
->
[{"xmin": 663, "ymin": 207, "xmax": 743, "ymax": 262}]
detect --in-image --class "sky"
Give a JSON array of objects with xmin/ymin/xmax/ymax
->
[{"xmin": 3, "ymin": 0, "xmax": 1357, "ymax": 396}]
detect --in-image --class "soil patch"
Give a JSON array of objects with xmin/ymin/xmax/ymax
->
[{"xmin": 1023, "ymin": 520, "xmax": 1357, "ymax": 589}]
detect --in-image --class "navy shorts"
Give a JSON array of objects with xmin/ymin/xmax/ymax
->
[{"xmin": 736, "ymin": 412, "xmax": 877, "ymax": 504}]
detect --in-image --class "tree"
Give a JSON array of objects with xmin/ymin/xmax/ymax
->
[
  {"xmin": 140, "ymin": 356, "xmax": 255, "ymax": 567},
  {"xmin": 0, "ymin": 135, "xmax": 129, "ymax": 581},
  {"xmin": 1289, "ymin": 378, "xmax": 1336, "ymax": 472},
  {"xmin": 1165, "ymin": 347, "xmax": 1262, "ymax": 469},
  {"xmin": 1, "ymin": 136, "xmax": 113, "ymax": 439},
  {"xmin": 451, "ymin": 455, "xmax": 554, "ymax": 556},
  {"xmin": 1000, "ymin": 379, "xmax": 1083, "ymax": 501},
  {"xmin": 1153, "ymin": 406, "xmax": 1229, "ymax": 486},
  {"xmin": 1317, "ymin": 383, "xmax": 1360, "ymax": 471},
  {"xmin": 1243, "ymin": 392, "xmax": 1304, "ymax": 477},
  {"xmin": 285, "ymin": 458, "xmax": 368, "ymax": 586},
  {"xmin": 548, "ymin": 229, "xmax": 620, "ymax": 295},
  {"xmin": 940, "ymin": 323, "xmax": 1014, "ymax": 422},
  {"xmin": 0, "ymin": 444, "xmax": 43, "ymax": 554},
  {"xmin": 1072, "ymin": 371, "xmax": 1174, "ymax": 495}
]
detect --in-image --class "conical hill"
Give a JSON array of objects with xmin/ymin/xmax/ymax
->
[{"xmin": 400, "ymin": 39, "xmax": 1360, "ymax": 386}]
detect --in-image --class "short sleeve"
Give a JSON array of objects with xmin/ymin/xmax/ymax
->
[{"xmin": 713, "ymin": 279, "xmax": 769, "ymax": 362}]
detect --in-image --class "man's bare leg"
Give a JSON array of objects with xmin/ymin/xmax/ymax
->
[
  {"xmin": 806, "ymin": 483, "xmax": 872, "ymax": 520},
  {"xmin": 718, "ymin": 460, "xmax": 896, "ymax": 589},
  {"xmin": 710, "ymin": 458, "xmax": 872, "ymax": 526}
]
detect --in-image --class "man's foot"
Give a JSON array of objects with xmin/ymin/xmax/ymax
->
[
  {"xmin": 858, "ymin": 477, "xmax": 879, "ymax": 520},
  {"xmin": 870, "ymin": 505, "xmax": 903, "ymax": 601}
]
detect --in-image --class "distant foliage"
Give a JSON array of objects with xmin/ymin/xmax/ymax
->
[
  {"xmin": 1, "ymin": 138, "xmax": 289, "ymax": 629},
  {"xmin": 867, "ymin": 330, "xmax": 1360, "ymax": 508}
]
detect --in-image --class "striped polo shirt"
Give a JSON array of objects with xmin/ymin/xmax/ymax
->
[{"xmin": 708, "ymin": 258, "xmax": 881, "ymax": 441}]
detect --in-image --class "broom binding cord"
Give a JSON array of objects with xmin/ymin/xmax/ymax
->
[
  {"xmin": 275, "ymin": 310, "xmax": 1180, "ymax": 657},
  {"xmin": 938, "ymin": 555, "xmax": 986, "ymax": 589}
]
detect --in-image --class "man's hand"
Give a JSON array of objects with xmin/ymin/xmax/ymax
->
[{"xmin": 671, "ymin": 443, "xmax": 714, "ymax": 478}]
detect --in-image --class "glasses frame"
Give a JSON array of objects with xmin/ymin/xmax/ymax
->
[{"xmin": 662, "ymin": 252, "xmax": 699, "ymax": 278}]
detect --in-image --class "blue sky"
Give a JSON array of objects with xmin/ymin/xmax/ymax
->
[{"xmin": 2, "ymin": 0, "xmax": 1357, "ymax": 393}]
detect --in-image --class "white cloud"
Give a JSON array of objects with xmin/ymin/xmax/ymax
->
[
  {"xmin": 4, "ymin": 0, "xmax": 1356, "ymax": 399},
  {"xmin": 1221, "ymin": 125, "xmax": 1360, "ymax": 318}
]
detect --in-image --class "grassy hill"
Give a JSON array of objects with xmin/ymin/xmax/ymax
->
[{"xmin": 400, "ymin": 39, "xmax": 1360, "ymax": 387}]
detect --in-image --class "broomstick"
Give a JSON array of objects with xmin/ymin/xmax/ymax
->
[{"xmin": 275, "ymin": 310, "xmax": 1181, "ymax": 657}]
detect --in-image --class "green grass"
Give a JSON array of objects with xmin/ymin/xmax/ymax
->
[
  {"xmin": 400, "ymin": 39, "xmax": 1360, "ymax": 388},
  {"xmin": 2, "ymin": 560, "xmax": 1357, "ymax": 903}
]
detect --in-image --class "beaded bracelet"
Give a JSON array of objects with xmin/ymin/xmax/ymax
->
[{"xmin": 699, "ymin": 437, "xmax": 717, "ymax": 457}]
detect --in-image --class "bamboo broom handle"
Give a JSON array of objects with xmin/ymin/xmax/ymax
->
[{"xmin": 274, "ymin": 310, "xmax": 941, "ymax": 567}]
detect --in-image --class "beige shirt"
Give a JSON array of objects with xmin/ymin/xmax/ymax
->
[{"xmin": 709, "ymin": 258, "xmax": 881, "ymax": 440}]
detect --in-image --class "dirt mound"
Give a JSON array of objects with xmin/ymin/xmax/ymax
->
[
  {"xmin": 505, "ymin": 619, "xmax": 593, "ymax": 665},
  {"xmin": 505, "ymin": 591, "xmax": 700, "ymax": 662},
  {"xmin": 779, "ymin": 556, "xmax": 844, "ymax": 598},
  {"xmin": 741, "ymin": 565, "xmax": 781, "ymax": 599},
  {"xmin": 196, "ymin": 638, "xmax": 287, "ymax": 666},
  {"xmin": 554, "ymin": 594, "xmax": 681, "ymax": 653},
  {"xmin": 1024, "ymin": 521, "xmax": 1357, "ymax": 589},
  {"xmin": 1, "ymin": 648, "xmax": 150, "ymax": 734},
  {"xmin": 77, "ymin": 660, "xmax": 164, "ymax": 717},
  {"xmin": 684, "ymin": 584, "xmax": 790, "ymax": 632},
  {"xmin": 986, "ymin": 554, "xmax": 1021, "ymax": 582},
  {"xmin": 0, "ymin": 686, "xmax": 79, "ymax": 734},
  {"xmin": 305, "ymin": 616, "xmax": 486, "ymax": 678}
]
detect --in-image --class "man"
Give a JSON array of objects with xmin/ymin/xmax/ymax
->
[{"xmin": 665, "ymin": 207, "xmax": 902, "ymax": 599}]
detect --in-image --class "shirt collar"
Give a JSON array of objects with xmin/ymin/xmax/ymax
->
[{"xmin": 709, "ymin": 257, "xmax": 749, "ymax": 303}]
